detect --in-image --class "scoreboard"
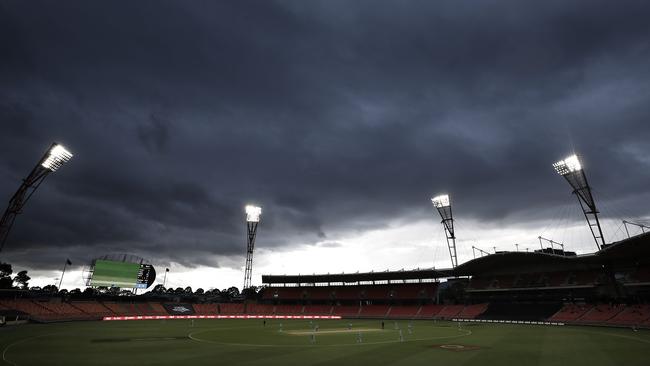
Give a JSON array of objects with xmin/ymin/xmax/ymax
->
[
  {"xmin": 90, "ymin": 260, "xmax": 156, "ymax": 289},
  {"xmin": 136, "ymin": 264, "xmax": 155, "ymax": 289}
]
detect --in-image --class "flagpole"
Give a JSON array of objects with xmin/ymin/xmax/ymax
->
[
  {"xmin": 58, "ymin": 260, "xmax": 68, "ymax": 290},
  {"xmin": 163, "ymin": 268, "xmax": 168, "ymax": 287}
]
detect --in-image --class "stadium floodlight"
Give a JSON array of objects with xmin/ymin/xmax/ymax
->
[
  {"xmin": 245, "ymin": 205, "xmax": 262, "ymax": 223},
  {"xmin": 430, "ymin": 194, "xmax": 458, "ymax": 268},
  {"xmin": 0, "ymin": 142, "xmax": 73, "ymax": 253},
  {"xmin": 552, "ymin": 154, "xmax": 605, "ymax": 250},
  {"xmin": 431, "ymin": 194, "xmax": 450, "ymax": 208},
  {"xmin": 41, "ymin": 144, "xmax": 74, "ymax": 171},
  {"xmin": 243, "ymin": 205, "xmax": 262, "ymax": 290},
  {"xmin": 552, "ymin": 154, "xmax": 581, "ymax": 175}
]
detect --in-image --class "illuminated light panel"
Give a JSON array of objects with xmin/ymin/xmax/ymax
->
[
  {"xmin": 553, "ymin": 154, "xmax": 582, "ymax": 176},
  {"xmin": 245, "ymin": 205, "xmax": 262, "ymax": 222},
  {"xmin": 41, "ymin": 144, "xmax": 73, "ymax": 171},
  {"xmin": 431, "ymin": 194, "xmax": 450, "ymax": 208}
]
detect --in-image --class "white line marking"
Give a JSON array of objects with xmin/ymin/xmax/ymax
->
[{"xmin": 2, "ymin": 333, "xmax": 61, "ymax": 366}]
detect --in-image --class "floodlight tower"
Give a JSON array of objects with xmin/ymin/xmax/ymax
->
[
  {"xmin": 0, "ymin": 143, "xmax": 73, "ymax": 253},
  {"xmin": 431, "ymin": 194, "xmax": 458, "ymax": 268},
  {"xmin": 553, "ymin": 154, "xmax": 605, "ymax": 250},
  {"xmin": 243, "ymin": 205, "xmax": 261, "ymax": 290}
]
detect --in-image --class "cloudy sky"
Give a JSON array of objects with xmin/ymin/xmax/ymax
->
[{"xmin": 1, "ymin": 1, "xmax": 650, "ymax": 290}]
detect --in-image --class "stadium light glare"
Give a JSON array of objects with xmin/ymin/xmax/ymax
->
[
  {"xmin": 41, "ymin": 144, "xmax": 73, "ymax": 172},
  {"xmin": 431, "ymin": 194, "xmax": 450, "ymax": 208},
  {"xmin": 245, "ymin": 205, "xmax": 262, "ymax": 223},
  {"xmin": 553, "ymin": 154, "xmax": 581, "ymax": 176}
]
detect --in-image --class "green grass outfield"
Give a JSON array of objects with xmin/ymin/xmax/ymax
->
[{"xmin": 1, "ymin": 319, "xmax": 649, "ymax": 365}]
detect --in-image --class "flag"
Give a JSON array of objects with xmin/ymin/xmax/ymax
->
[{"xmin": 66, "ymin": 259, "xmax": 72, "ymax": 265}]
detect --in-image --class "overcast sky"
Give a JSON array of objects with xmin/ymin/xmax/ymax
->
[{"xmin": 1, "ymin": 1, "xmax": 650, "ymax": 290}]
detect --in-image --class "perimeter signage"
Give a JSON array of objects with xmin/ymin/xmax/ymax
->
[{"xmin": 162, "ymin": 303, "xmax": 196, "ymax": 315}]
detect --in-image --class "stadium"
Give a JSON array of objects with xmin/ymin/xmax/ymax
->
[
  {"xmin": 1, "ymin": 147, "xmax": 649, "ymax": 365},
  {"xmin": 2, "ymin": 2, "xmax": 650, "ymax": 365}
]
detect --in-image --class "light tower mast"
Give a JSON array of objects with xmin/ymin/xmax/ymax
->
[
  {"xmin": 0, "ymin": 143, "xmax": 73, "ymax": 253},
  {"xmin": 243, "ymin": 205, "xmax": 261, "ymax": 290},
  {"xmin": 553, "ymin": 154, "xmax": 605, "ymax": 250},
  {"xmin": 431, "ymin": 194, "xmax": 458, "ymax": 268}
]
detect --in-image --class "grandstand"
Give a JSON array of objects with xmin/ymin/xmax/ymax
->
[
  {"xmin": 4, "ymin": 296, "xmax": 650, "ymax": 327},
  {"xmin": 0, "ymin": 232, "xmax": 649, "ymax": 328},
  {"xmin": 1, "ymin": 214, "xmax": 649, "ymax": 330}
]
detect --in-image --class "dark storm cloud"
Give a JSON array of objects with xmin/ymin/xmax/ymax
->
[{"xmin": 1, "ymin": 0, "xmax": 650, "ymax": 270}]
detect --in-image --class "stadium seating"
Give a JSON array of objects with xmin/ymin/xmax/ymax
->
[
  {"xmin": 435, "ymin": 305, "xmax": 464, "ymax": 319},
  {"xmin": 36, "ymin": 300, "xmax": 87, "ymax": 319},
  {"xmin": 606, "ymin": 305, "xmax": 650, "ymax": 325},
  {"xmin": 302, "ymin": 305, "xmax": 332, "ymax": 315},
  {"xmin": 261, "ymin": 283, "xmax": 439, "ymax": 301},
  {"xmin": 102, "ymin": 302, "xmax": 136, "ymax": 315},
  {"xmin": 246, "ymin": 304, "xmax": 274, "ymax": 314},
  {"xmin": 262, "ymin": 287, "xmax": 306, "ymax": 300},
  {"xmin": 335, "ymin": 287, "xmax": 361, "ymax": 300},
  {"xmin": 386, "ymin": 305, "xmax": 420, "ymax": 319},
  {"xmin": 70, "ymin": 301, "xmax": 114, "ymax": 316},
  {"xmin": 416, "ymin": 304, "xmax": 444, "ymax": 318},
  {"xmin": 631, "ymin": 267, "xmax": 650, "ymax": 283},
  {"xmin": 146, "ymin": 302, "xmax": 168, "ymax": 315},
  {"xmin": 219, "ymin": 303, "xmax": 245, "ymax": 314},
  {"xmin": 468, "ymin": 276, "xmax": 492, "ymax": 290},
  {"xmin": 0, "ymin": 299, "xmax": 54, "ymax": 316},
  {"xmin": 193, "ymin": 303, "xmax": 218, "ymax": 315},
  {"xmin": 469, "ymin": 270, "xmax": 603, "ymax": 291},
  {"xmin": 363, "ymin": 286, "xmax": 390, "ymax": 299},
  {"xmin": 4, "ymin": 298, "xmax": 649, "ymax": 327},
  {"xmin": 332, "ymin": 305, "xmax": 360, "ymax": 317},
  {"xmin": 391, "ymin": 283, "xmax": 437, "ymax": 299},
  {"xmin": 457, "ymin": 303, "xmax": 488, "ymax": 319},
  {"xmin": 546, "ymin": 271, "xmax": 569, "ymax": 287},
  {"xmin": 274, "ymin": 305, "xmax": 303, "ymax": 314},
  {"xmin": 575, "ymin": 304, "xmax": 624, "ymax": 323},
  {"xmin": 570, "ymin": 271, "xmax": 599, "ymax": 286},
  {"xmin": 358, "ymin": 305, "xmax": 390, "ymax": 318},
  {"xmin": 491, "ymin": 275, "xmax": 516, "ymax": 289},
  {"xmin": 548, "ymin": 304, "xmax": 593, "ymax": 322},
  {"xmin": 477, "ymin": 303, "xmax": 562, "ymax": 321}
]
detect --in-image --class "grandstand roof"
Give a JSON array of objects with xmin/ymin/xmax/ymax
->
[
  {"xmin": 263, "ymin": 232, "xmax": 650, "ymax": 284},
  {"xmin": 449, "ymin": 232, "xmax": 650, "ymax": 276},
  {"xmin": 262, "ymin": 268, "xmax": 452, "ymax": 285}
]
